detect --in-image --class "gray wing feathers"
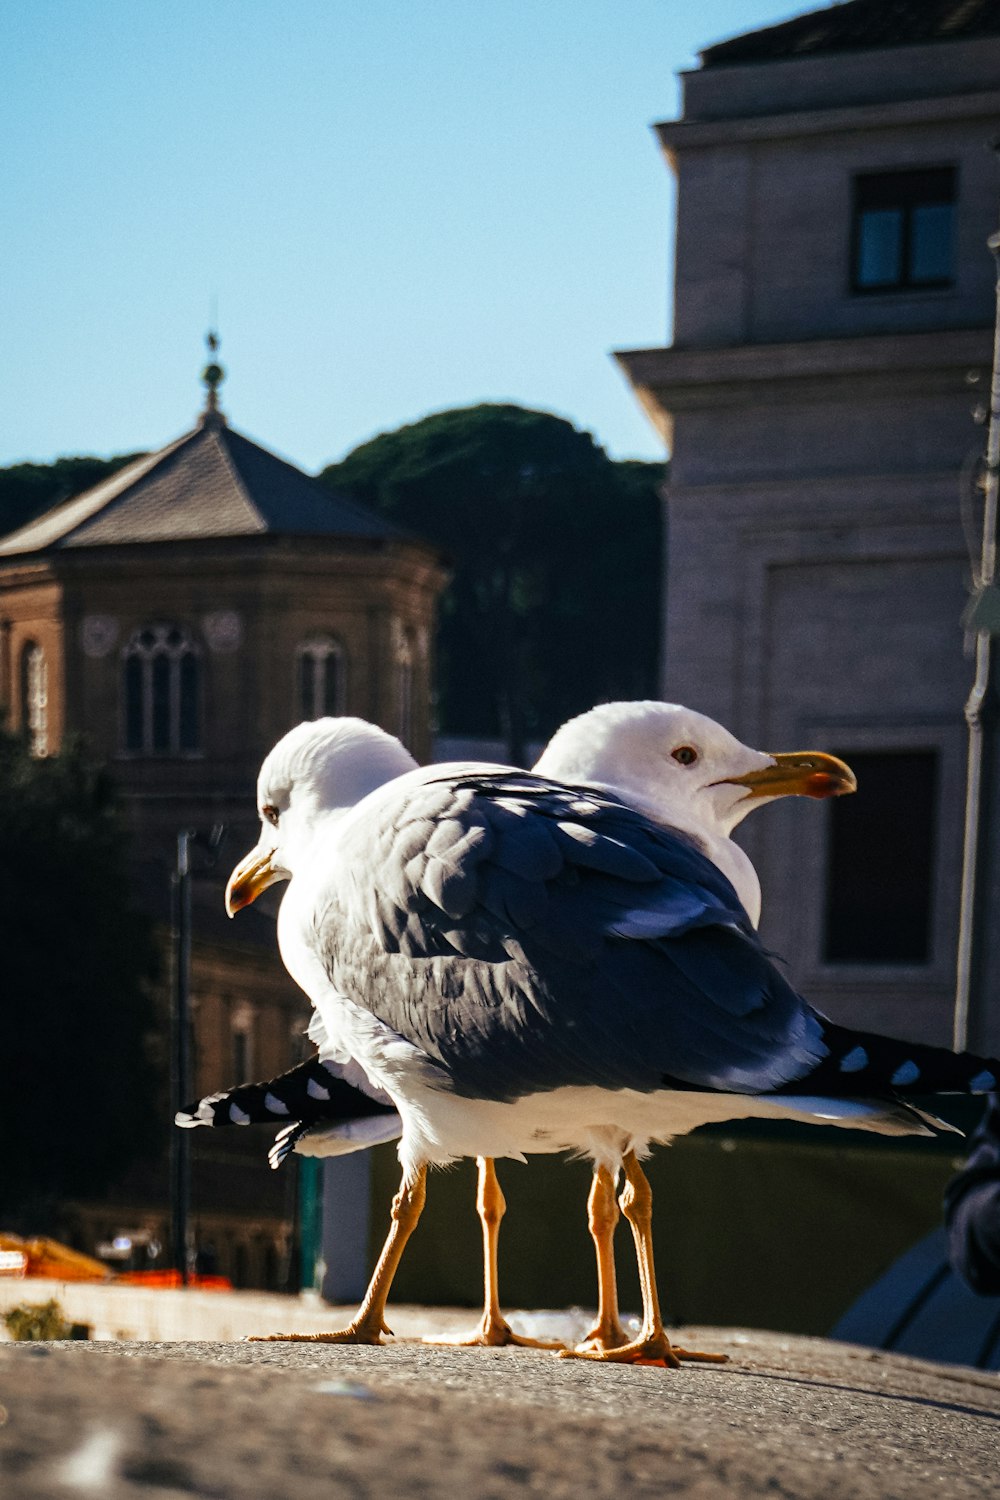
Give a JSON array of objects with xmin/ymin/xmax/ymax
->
[
  {"xmin": 322, "ymin": 771, "xmax": 816, "ymax": 1101},
  {"xmin": 552, "ymin": 821, "xmax": 662, "ymax": 881}
]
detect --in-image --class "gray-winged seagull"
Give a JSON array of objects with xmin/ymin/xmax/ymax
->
[{"xmin": 219, "ymin": 709, "xmax": 999, "ymax": 1364}]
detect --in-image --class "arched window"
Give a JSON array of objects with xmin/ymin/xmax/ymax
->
[
  {"xmin": 123, "ymin": 624, "xmax": 200, "ymax": 754},
  {"xmin": 396, "ymin": 628, "xmax": 414, "ymax": 748},
  {"xmin": 230, "ymin": 1002, "xmax": 255, "ymax": 1081},
  {"xmin": 296, "ymin": 635, "xmax": 345, "ymax": 720},
  {"xmin": 20, "ymin": 642, "xmax": 48, "ymax": 757}
]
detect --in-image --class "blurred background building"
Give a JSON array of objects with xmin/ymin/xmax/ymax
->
[
  {"xmin": 619, "ymin": 0, "xmax": 1000, "ymax": 1054},
  {"xmin": 0, "ymin": 358, "xmax": 446, "ymax": 1287}
]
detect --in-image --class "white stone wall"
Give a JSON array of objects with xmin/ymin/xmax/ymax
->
[{"xmin": 622, "ymin": 27, "xmax": 1000, "ymax": 1050}]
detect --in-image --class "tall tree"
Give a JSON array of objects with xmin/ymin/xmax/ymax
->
[
  {"xmin": 322, "ymin": 404, "xmax": 663, "ymax": 761},
  {"xmin": 0, "ymin": 731, "xmax": 161, "ymax": 1223}
]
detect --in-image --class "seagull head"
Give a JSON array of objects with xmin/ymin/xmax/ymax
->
[
  {"xmin": 225, "ymin": 717, "xmax": 418, "ymax": 915},
  {"xmin": 533, "ymin": 701, "xmax": 856, "ymax": 838}
]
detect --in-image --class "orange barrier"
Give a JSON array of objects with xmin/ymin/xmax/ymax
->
[
  {"xmin": 0, "ymin": 1234, "xmax": 108, "ymax": 1282},
  {"xmin": 116, "ymin": 1270, "xmax": 232, "ymax": 1291}
]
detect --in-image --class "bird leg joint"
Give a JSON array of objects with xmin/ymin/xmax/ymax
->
[
  {"xmin": 588, "ymin": 1168, "xmax": 621, "ymax": 1239},
  {"xmin": 476, "ymin": 1158, "xmax": 507, "ymax": 1230},
  {"xmin": 618, "ymin": 1157, "xmax": 652, "ymax": 1236},
  {"xmin": 391, "ymin": 1173, "xmax": 427, "ymax": 1229}
]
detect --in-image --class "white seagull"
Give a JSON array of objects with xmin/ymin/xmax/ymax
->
[
  {"xmin": 219, "ymin": 707, "xmax": 999, "ymax": 1364},
  {"xmin": 195, "ymin": 702, "xmax": 851, "ymax": 1350}
]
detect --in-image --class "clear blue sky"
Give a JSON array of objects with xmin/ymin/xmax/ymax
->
[{"xmin": 2, "ymin": 1, "xmax": 811, "ymax": 472}]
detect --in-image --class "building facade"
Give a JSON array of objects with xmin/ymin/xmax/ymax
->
[
  {"xmin": 618, "ymin": 0, "xmax": 1000, "ymax": 1050},
  {"xmin": 0, "ymin": 382, "xmax": 444, "ymax": 858},
  {"xmin": 0, "ymin": 365, "xmax": 447, "ymax": 1284}
]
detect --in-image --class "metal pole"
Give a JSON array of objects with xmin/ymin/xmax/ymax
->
[
  {"xmin": 170, "ymin": 831, "xmax": 193, "ymax": 1283},
  {"xmin": 954, "ymin": 228, "xmax": 1000, "ymax": 1052},
  {"xmin": 298, "ymin": 1157, "xmax": 324, "ymax": 1294}
]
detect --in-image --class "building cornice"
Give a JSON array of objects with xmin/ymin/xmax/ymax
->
[
  {"xmin": 655, "ymin": 87, "xmax": 1000, "ymax": 157},
  {"xmin": 0, "ymin": 530, "xmax": 444, "ymax": 576},
  {"xmin": 616, "ymin": 327, "xmax": 993, "ymax": 431}
]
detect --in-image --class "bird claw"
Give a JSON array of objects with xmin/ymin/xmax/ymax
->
[
  {"xmin": 574, "ymin": 1320, "xmax": 630, "ymax": 1354},
  {"xmin": 562, "ymin": 1331, "xmax": 729, "ymax": 1366},
  {"xmin": 425, "ymin": 1314, "xmax": 565, "ymax": 1351},
  {"xmin": 670, "ymin": 1345, "xmax": 729, "ymax": 1365},
  {"xmin": 246, "ymin": 1319, "xmax": 389, "ymax": 1346}
]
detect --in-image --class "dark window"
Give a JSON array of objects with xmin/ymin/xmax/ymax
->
[
  {"xmin": 232, "ymin": 1028, "xmax": 250, "ymax": 1082},
  {"xmin": 823, "ymin": 750, "xmax": 937, "ymax": 965},
  {"xmin": 151, "ymin": 653, "xmax": 171, "ymax": 751},
  {"xmin": 851, "ymin": 169, "xmax": 956, "ymax": 293},
  {"xmin": 125, "ymin": 654, "xmax": 143, "ymax": 752},
  {"xmin": 297, "ymin": 636, "xmax": 345, "ymax": 719},
  {"xmin": 297, "ymin": 651, "xmax": 313, "ymax": 718},
  {"xmin": 179, "ymin": 653, "xmax": 199, "ymax": 751},
  {"xmin": 122, "ymin": 623, "xmax": 201, "ymax": 755}
]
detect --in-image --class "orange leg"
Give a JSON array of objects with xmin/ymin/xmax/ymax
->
[
  {"xmin": 250, "ymin": 1165, "xmax": 427, "ymax": 1344},
  {"xmin": 430, "ymin": 1158, "xmax": 564, "ymax": 1349},
  {"xmin": 561, "ymin": 1152, "xmax": 727, "ymax": 1367},
  {"xmin": 575, "ymin": 1166, "xmax": 628, "ymax": 1352}
]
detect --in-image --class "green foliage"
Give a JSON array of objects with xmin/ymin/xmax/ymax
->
[
  {"xmin": 0, "ymin": 453, "xmax": 144, "ymax": 540},
  {"xmin": 2, "ymin": 1298, "xmax": 73, "ymax": 1341},
  {"xmin": 0, "ymin": 731, "xmax": 161, "ymax": 1219},
  {"xmin": 322, "ymin": 404, "xmax": 663, "ymax": 758}
]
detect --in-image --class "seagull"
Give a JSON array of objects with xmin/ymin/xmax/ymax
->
[
  {"xmin": 183, "ymin": 703, "xmax": 851, "ymax": 1347},
  {"xmin": 217, "ymin": 709, "xmax": 1000, "ymax": 1364}
]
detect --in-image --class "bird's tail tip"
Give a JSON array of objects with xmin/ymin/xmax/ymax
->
[{"xmin": 811, "ymin": 1021, "xmax": 999, "ymax": 1099}]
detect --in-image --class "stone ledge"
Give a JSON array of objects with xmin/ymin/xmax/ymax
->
[{"xmin": 2, "ymin": 1330, "xmax": 999, "ymax": 1499}]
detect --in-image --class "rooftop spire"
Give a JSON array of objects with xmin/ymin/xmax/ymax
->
[{"xmin": 199, "ymin": 330, "xmax": 227, "ymax": 428}]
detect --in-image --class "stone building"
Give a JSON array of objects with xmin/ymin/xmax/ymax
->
[
  {"xmin": 0, "ymin": 357, "xmax": 447, "ymax": 1283},
  {"xmin": 0, "ymin": 364, "xmax": 443, "ymax": 852},
  {"xmin": 618, "ymin": 0, "xmax": 1000, "ymax": 1050}
]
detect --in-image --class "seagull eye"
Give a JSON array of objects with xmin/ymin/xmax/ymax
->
[
  {"xmin": 671, "ymin": 745, "xmax": 698, "ymax": 767},
  {"xmin": 262, "ymin": 804, "xmax": 280, "ymax": 827}
]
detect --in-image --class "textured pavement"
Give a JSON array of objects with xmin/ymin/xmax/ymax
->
[{"xmin": 2, "ymin": 1328, "xmax": 1000, "ymax": 1498}]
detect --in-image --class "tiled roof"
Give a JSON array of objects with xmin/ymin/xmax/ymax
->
[
  {"xmin": 0, "ymin": 416, "xmax": 401, "ymax": 556},
  {"xmin": 701, "ymin": 0, "xmax": 1000, "ymax": 67}
]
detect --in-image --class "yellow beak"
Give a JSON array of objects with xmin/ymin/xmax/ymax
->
[
  {"xmin": 718, "ymin": 750, "xmax": 857, "ymax": 801},
  {"xmin": 225, "ymin": 846, "xmax": 283, "ymax": 917}
]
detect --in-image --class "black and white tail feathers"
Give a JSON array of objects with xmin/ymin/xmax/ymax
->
[
  {"xmin": 175, "ymin": 1022, "xmax": 1000, "ymax": 1172},
  {"xmin": 782, "ymin": 1021, "xmax": 998, "ymax": 1101},
  {"xmin": 175, "ymin": 1056, "xmax": 397, "ymax": 1133}
]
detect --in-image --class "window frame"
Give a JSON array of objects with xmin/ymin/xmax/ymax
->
[
  {"xmin": 19, "ymin": 640, "xmax": 48, "ymax": 758},
  {"xmin": 121, "ymin": 623, "xmax": 202, "ymax": 758},
  {"xmin": 849, "ymin": 165, "xmax": 957, "ymax": 296},
  {"xmin": 295, "ymin": 634, "xmax": 347, "ymax": 721},
  {"xmin": 821, "ymin": 747, "xmax": 939, "ymax": 967},
  {"xmin": 230, "ymin": 1002, "xmax": 255, "ymax": 1082},
  {"xmin": 785, "ymin": 720, "xmax": 964, "ymax": 991}
]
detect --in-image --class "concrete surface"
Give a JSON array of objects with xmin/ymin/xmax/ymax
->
[
  {"xmin": 0, "ymin": 1278, "xmax": 493, "ymax": 1345},
  {"xmin": 2, "ymin": 1327, "xmax": 999, "ymax": 1498}
]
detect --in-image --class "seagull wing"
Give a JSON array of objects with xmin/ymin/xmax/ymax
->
[{"xmin": 313, "ymin": 771, "xmax": 828, "ymax": 1102}]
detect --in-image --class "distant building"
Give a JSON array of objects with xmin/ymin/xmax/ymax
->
[
  {"xmin": 0, "ymin": 351, "xmax": 447, "ymax": 1284},
  {"xmin": 618, "ymin": 0, "xmax": 1000, "ymax": 1049}
]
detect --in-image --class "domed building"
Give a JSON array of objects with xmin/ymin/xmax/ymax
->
[
  {"xmin": 0, "ymin": 353, "xmax": 444, "ymax": 854},
  {"xmin": 0, "ymin": 350, "xmax": 447, "ymax": 1288}
]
